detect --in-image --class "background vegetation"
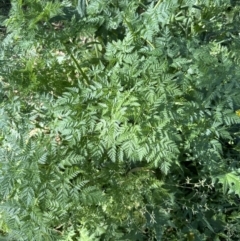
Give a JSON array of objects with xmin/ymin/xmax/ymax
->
[{"xmin": 1, "ymin": 0, "xmax": 240, "ymax": 240}]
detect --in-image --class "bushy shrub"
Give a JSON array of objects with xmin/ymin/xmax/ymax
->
[{"xmin": 1, "ymin": 0, "xmax": 240, "ymax": 240}]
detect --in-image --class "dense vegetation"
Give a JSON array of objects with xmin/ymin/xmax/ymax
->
[{"xmin": 1, "ymin": 0, "xmax": 240, "ymax": 240}]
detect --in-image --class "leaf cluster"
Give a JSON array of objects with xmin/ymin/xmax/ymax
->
[{"xmin": 1, "ymin": 0, "xmax": 240, "ymax": 240}]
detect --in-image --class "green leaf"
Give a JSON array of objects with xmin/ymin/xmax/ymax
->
[{"xmin": 216, "ymin": 172, "xmax": 240, "ymax": 197}]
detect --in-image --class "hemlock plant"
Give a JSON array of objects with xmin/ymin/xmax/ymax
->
[{"xmin": 1, "ymin": 0, "xmax": 240, "ymax": 240}]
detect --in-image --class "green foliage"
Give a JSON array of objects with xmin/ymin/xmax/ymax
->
[
  {"xmin": 1, "ymin": 0, "xmax": 240, "ymax": 240},
  {"xmin": 215, "ymin": 172, "xmax": 240, "ymax": 197}
]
